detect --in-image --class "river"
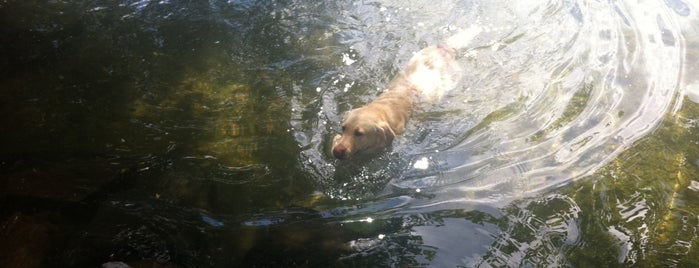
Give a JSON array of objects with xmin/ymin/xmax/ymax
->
[{"xmin": 1, "ymin": 0, "xmax": 698, "ymax": 267}]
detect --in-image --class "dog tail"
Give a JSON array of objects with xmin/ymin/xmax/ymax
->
[{"xmin": 445, "ymin": 25, "xmax": 483, "ymax": 50}]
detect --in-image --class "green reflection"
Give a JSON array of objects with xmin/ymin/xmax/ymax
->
[
  {"xmin": 529, "ymin": 82, "xmax": 593, "ymax": 142},
  {"xmin": 563, "ymin": 97, "xmax": 699, "ymax": 266}
]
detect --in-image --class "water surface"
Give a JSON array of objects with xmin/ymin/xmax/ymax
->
[{"xmin": 1, "ymin": 0, "xmax": 699, "ymax": 267}]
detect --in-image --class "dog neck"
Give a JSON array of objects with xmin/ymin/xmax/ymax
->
[{"xmin": 366, "ymin": 74, "xmax": 420, "ymax": 135}]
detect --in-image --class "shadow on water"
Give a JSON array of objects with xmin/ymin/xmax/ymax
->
[
  {"xmin": 0, "ymin": 0, "xmax": 322, "ymax": 266},
  {"xmin": 1, "ymin": 0, "xmax": 699, "ymax": 267}
]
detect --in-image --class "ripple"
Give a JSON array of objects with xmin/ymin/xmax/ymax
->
[
  {"xmin": 291, "ymin": 0, "xmax": 684, "ymax": 208},
  {"xmin": 475, "ymin": 194, "xmax": 582, "ymax": 267}
]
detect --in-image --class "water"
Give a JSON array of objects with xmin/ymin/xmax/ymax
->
[{"xmin": 1, "ymin": 0, "xmax": 698, "ymax": 267}]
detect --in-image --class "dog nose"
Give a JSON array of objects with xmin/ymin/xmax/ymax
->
[{"xmin": 332, "ymin": 144, "xmax": 348, "ymax": 159}]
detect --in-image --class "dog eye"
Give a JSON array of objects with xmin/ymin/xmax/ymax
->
[
  {"xmin": 341, "ymin": 125, "xmax": 346, "ymax": 131},
  {"xmin": 354, "ymin": 129, "xmax": 364, "ymax": 137}
]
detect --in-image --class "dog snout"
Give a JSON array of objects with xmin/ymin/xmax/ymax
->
[{"xmin": 332, "ymin": 143, "xmax": 349, "ymax": 159}]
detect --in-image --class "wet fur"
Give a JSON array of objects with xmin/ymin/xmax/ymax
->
[{"xmin": 332, "ymin": 28, "xmax": 481, "ymax": 159}]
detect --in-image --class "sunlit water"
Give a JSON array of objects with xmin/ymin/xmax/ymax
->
[
  {"xmin": 1, "ymin": 0, "xmax": 698, "ymax": 267},
  {"xmin": 295, "ymin": 1, "xmax": 684, "ymax": 205}
]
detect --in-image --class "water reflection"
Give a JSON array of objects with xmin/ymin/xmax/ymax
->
[
  {"xmin": 296, "ymin": 0, "xmax": 685, "ymax": 206},
  {"xmin": 291, "ymin": 0, "xmax": 698, "ymax": 266}
]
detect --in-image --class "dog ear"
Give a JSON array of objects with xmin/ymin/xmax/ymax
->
[{"xmin": 377, "ymin": 122, "xmax": 396, "ymax": 144}]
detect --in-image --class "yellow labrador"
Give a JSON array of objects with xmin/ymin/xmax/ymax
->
[{"xmin": 332, "ymin": 27, "xmax": 482, "ymax": 159}]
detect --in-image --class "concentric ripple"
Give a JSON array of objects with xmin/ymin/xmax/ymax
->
[{"xmin": 291, "ymin": 0, "xmax": 685, "ymax": 206}]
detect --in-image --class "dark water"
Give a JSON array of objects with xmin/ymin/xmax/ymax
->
[{"xmin": 2, "ymin": 0, "xmax": 699, "ymax": 267}]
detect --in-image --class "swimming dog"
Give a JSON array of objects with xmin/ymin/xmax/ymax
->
[{"xmin": 332, "ymin": 26, "xmax": 482, "ymax": 159}]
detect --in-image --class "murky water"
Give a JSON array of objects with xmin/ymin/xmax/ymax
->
[{"xmin": 1, "ymin": 0, "xmax": 699, "ymax": 267}]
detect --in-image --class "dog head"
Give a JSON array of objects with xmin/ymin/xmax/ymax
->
[{"xmin": 332, "ymin": 108, "xmax": 396, "ymax": 160}]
